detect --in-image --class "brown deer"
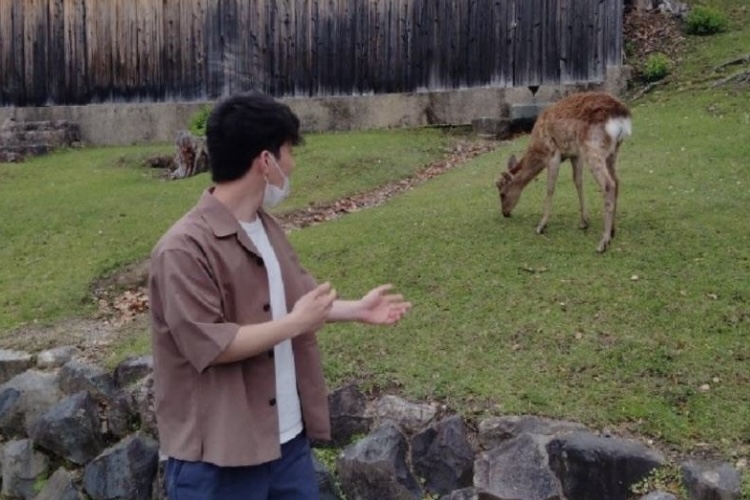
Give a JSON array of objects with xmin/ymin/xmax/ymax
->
[{"xmin": 495, "ymin": 92, "xmax": 632, "ymax": 253}]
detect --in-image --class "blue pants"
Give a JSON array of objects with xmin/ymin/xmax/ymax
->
[{"xmin": 165, "ymin": 433, "xmax": 319, "ymax": 500}]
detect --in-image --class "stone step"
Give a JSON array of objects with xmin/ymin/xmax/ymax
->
[{"xmin": 0, "ymin": 119, "xmax": 80, "ymax": 162}]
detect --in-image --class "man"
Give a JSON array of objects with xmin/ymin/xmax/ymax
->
[{"xmin": 148, "ymin": 92, "xmax": 411, "ymax": 499}]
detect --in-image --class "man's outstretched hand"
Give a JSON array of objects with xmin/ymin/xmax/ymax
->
[{"xmin": 352, "ymin": 284, "xmax": 412, "ymax": 325}]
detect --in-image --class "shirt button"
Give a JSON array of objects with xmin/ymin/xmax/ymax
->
[
  {"xmin": 263, "ymin": 304, "xmax": 270, "ymax": 312},
  {"xmin": 269, "ymin": 398, "xmax": 277, "ymax": 406},
  {"xmin": 256, "ymin": 256, "xmax": 264, "ymax": 266},
  {"xmin": 267, "ymin": 350, "xmax": 274, "ymax": 359}
]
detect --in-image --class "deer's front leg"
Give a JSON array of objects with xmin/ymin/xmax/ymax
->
[
  {"xmin": 571, "ymin": 156, "xmax": 589, "ymax": 230},
  {"xmin": 536, "ymin": 154, "xmax": 562, "ymax": 234}
]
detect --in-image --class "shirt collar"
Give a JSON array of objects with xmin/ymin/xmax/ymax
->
[{"xmin": 197, "ymin": 188, "xmax": 241, "ymax": 238}]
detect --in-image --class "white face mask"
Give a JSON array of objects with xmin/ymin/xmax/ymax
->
[{"xmin": 262, "ymin": 154, "xmax": 290, "ymax": 209}]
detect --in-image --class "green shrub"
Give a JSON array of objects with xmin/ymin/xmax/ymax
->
[
  {"xmin": 685, "ymin": 6, "xmax": 729, "ymax": 36},
  {"xmin": 643, "ymin": 53, "xmax": 671, "ymax": 82},
  {"xmin": 188, "ymin": 106, "xmax": 212, "ymax": 136}
]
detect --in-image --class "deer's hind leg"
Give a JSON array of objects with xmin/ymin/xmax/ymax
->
[
  {"xmin": 585, "ymin": 151, "xmax": 616, "ymax": 253},
  {"xmin": 606, "ymin": 144, "xmax": 621, "ymax": 238},
  {"xmin": 536, "ymin": 152, "xmax": 562, "ymax": 235},
  {"xmin": 571, "ymin": 156, "xmax": 589, "ymax": 230}
]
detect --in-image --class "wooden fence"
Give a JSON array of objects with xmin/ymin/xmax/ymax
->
[{"xmin": 0, "ymin": 0, "xmax": 623, "ymax": 107}]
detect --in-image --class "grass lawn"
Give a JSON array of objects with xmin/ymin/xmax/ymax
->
[
  {"xmin": 1, "ymin": 1, "xmax": 749, "ymax": 488},
  {"xmin": 0, "ymin": 129, "xmax": 452, "ymax": 333},
  {"xmin": 303, "ymin": 88, "xmax": 750, "ymax": 461}
]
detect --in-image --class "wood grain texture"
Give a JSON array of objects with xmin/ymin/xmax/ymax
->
[{"xmin": 0, "ymin": 0, "xmax": 624, "ymax": 106}]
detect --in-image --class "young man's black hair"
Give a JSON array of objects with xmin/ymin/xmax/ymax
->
[{"xmin": 205, "ymin": 92, "xmax": 303, "ymax": 183}]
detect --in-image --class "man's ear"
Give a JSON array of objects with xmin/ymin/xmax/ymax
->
[{"xmin": 259, "ymin": 150, "xmax": 273, "ymax": 174}]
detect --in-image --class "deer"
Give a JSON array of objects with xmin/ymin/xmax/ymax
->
[{"xmin": 495, "ymin": 91, "xmax": 632, "ymax": 253}]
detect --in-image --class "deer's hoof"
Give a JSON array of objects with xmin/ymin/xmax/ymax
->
[
  {"xmin": 579, "ymin": 220, "xmax": 589, "ymax": 231},
  {"xmin": 535, "ymin": 223, "xmax": 547, "ymax": 235},
  {"xmin": 596, "ymin": 239, "xmax": 610, "ymax": 253}
]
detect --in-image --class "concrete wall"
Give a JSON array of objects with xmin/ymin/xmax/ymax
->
[{"xmin": 0, "ymin": 67, "xmax": 630, "ymax": 146}]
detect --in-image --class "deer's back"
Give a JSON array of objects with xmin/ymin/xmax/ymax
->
[{"xmin": 532, "ymin": 92, "xmax": 631, "ymax": 158}]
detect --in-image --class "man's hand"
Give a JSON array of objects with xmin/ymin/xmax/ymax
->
[
  {"xmin": 327, "ymin": 284, "xmax": 412, "ymax": 324},
  {"xmin": 290, "ymin": 282, "xmax": 337, "ymax": 333},
  {"xmin": 356, "ymin": 284, "xmax": 411, "ymax": 325}
]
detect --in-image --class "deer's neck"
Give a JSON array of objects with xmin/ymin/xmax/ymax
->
[{"xmin": 514, "ymin": 147, "xmax": 550, "ymax": 188}]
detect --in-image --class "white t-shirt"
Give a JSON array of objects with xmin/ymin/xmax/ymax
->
[{"xmin": 240, "ymin": 218, "xmax": 303, "ymax": 444}]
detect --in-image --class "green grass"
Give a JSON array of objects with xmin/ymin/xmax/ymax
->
[
  {"xmin": 296, "ymin": 87, "xmax": 750, "ymax": 458},
  {"xmin": 0, "ymin": 128, "xmax": 451, "ymax": 334}
]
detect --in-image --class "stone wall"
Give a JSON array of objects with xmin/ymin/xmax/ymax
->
[
  {"xmin": 0, "ymin": 120, "xmax": 81, "ymax": 163},
  {"xmin": 0, "ymin": 68, "xmax": 630, "ymax": 147},
  {"xmin": 3, "ymin": 346, "xmax": 738, "ymax": 500}
]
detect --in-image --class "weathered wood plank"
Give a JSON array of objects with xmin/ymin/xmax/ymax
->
[
  {"xmin": 0, "ymin": 1, "xmax": 15, "ymax": 102},
  {"xmin": 1, "ymin": 0, "xmax": 623, "ymax": 106},
  {"xmin": 137, "ymin": 0, "xmax": 163, "ymax": 99}
]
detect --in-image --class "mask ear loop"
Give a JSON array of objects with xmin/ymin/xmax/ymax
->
[{"xmin": 269, "ymin": 154, "xmax": 283, "ymax": 175}]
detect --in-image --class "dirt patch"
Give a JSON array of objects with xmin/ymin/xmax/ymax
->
[
  {"xmin": 4, "ymin": 318, "xmax": 121, "ymax": 357},
  {"xmin": 624, "ymin": 9, "xmax": 687, "ymax": 79}
]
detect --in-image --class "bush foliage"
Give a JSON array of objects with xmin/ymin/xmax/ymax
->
[
  {"xmin": 643, "ymin": 53, "xmax": 671, "ymax": 82},
  {"xmin": 685, "ymin": 6, "xmax": 729, "ymax": 36},
  {"xmin": 188, "ymin": 106, "xmax": 212, "ymax": 137}
]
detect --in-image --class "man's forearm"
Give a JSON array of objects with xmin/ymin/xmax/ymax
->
[
  {"xmin": 327, "ymin": 299, "xmax": 362, "ymax": 323},
  {"xmin": 211, "ymin": 314, "xmax": 305, "ymax": 365}
]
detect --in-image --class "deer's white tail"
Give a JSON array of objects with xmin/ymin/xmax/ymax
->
[{"xmin": 605, "ymin": 117, "xmax": 632, "ymax": 143}]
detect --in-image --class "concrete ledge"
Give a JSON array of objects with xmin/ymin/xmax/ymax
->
[{"xmin": 0, "ymin": 72, "xmax": 625, "ymax": 146}]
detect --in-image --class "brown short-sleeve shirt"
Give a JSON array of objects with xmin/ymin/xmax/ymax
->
[{"xmin": 148, "ymin": 189, "xmax": 331, "ymax": 467}]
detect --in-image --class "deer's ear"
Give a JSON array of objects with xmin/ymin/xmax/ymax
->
[{"xmin": 507, "ymin": 155, "xmax": 518, "ymax": 171}]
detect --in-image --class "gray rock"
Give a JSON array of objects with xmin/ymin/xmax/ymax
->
[
  {"xmin": 59, "ymin": 361, "xmax": 116, "ymax": 401},
  {"xmin": 478, "ymin": 415, "xmax": 587, "ymax": 451},
  {"xmin": 0, "ymin": 370, "xmax": 62, "ymax": 436},
  {"xmin": 411, "ymin": 415, "xmax": 475, "ymax": 496},
  {"xmin": 631, "ymin": 0, "xmax": 689, "ymax": 17},
  {"xmin": 639, "ymin": 492, "xmax": 678, "ymax": 500},
  {"xmin": 366, "ymin": 395, "xmax": 437, "ymax": 434},
  {"xmin": 34, "ymin": 467, "xmax": 84, "ymax": 500},
  {"xmin": 313, "ymin": 454, "xmax": 343, "ymax": 500},
  {"xmin": 1, "ymin": 439, "xmax": 50, "ymax": 499},
  {"xmin": 328, "ymin": 384, "xmax": 372, "ymax": 446},
  {"xmin": 104, "ymin": 391, "xmax": 137, "ymax": 438},
  {"xmin": 113, "ymin": 356, "xmax": 153, "ymax": 389},
  {"xmin": 128, "ymin": 374, "xmax": 157, "ymax": 438},
  {"xmin": 475, "ymin": 433, "xmax": 563, "ymax": 500},
  {"xmin": 29, "ymin": 391, "xmax": 105, "ymax": 465},
  {"xmin": 547, "ymin": 432, "xmax": 665, "ymax": 500},
  {"xmin": 36, "ymin": 346, "xmax": 79, "ymax": 369},
  {"xmin": 83, "ymin": 433, "xmax": 159, "ymax": 500},
  {"xmin": 439, "ymin": 488, "xmax": 480, "ymax": 500},
  {"xmin": 0, "ymin": 387, "xmax": 23, "ymax": 434},
  {"xmin": 681, "ymin": 459, "xmax": 741, "ymax": 500},
  {"xmin": 440, "ymin": 489, "xmax": 507, "ymax": 500},
  {"xmin": 337, "ymin": 422, "xmax": 422, "ymax": 499},
  {"xmin": 0, "ymin": 349, "xmax": 34, "ymax": 385}
]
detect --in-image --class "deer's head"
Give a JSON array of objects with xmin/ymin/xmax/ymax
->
[{"xmin": 495, "ymin": 154, "xmax": 524, "ymax": 217}]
